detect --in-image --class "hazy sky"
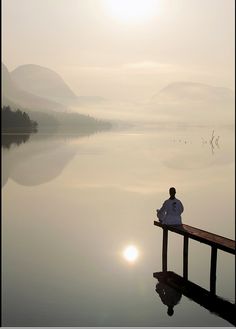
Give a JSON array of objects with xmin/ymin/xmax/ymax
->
[{"xmin": 2, "ymin": 0, "xmax": 235, "ymax": 101}]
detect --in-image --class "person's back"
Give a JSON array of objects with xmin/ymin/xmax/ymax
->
[{"xmin": 157, "ymin": 187, "xmax": 184, "ymax": 225}]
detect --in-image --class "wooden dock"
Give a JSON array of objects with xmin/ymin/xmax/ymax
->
[{"xmin": 154, "ymin": 221, "xmax": 236, "ymax": 295}]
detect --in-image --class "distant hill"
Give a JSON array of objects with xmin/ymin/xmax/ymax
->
[
  {"xmin": 149, "ymin": 81, "xmax": 234, "ymax": 124},
  {"xmin": 2, "ymin": 63, "xmax": 112, "ymax": 131},
  {"xmin": 2, "ymin": 63, "xmax": 65, "ymax": 112},
  {"xmin": 152, "ymin": 82, "xmax": 234, "ymax": 104},
  {"xmin": 11, "ymin": 64, "xmax": 78, "ymax": 106}
]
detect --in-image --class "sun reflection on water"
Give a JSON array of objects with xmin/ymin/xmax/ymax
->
[{"xmin": 122, "ymin": 245, "xmax": 139, "ymax": 263}]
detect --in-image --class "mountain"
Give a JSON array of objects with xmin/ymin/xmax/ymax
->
[
  {"xmin": 11, "ymin": 64, "xmax": 78, "ymax": 106},
  {"xmin": 2, "ymin": 63, "xmax": 111, "ymax": 130},
  {"xmin": 2, "ymin": 63, "xmax": 65, "ymax": 112},
  {"xmin": 152, "ymin": 82, "xmax": 234, "ymax": 104},
  {"xmin": 150, "ymin": 81, "xmax": 234, "ymax": 124}
]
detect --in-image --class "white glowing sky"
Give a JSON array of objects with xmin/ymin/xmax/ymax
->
[
  {"xmin": 104, "ymin": 0, "xmax": 159, "ymax": 23},
  {"xmin": 2, "ymin": 0, "xmax": 234, "ymax": 101}
]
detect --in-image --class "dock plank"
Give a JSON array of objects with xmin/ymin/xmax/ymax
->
[{"xmin": 154, "ymin": 221, "xmax": 235, "ymax": 254}]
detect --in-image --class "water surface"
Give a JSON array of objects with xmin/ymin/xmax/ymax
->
[{"xmin": 2, "ymin": 124, "xmax": 235, "ymax": 326}]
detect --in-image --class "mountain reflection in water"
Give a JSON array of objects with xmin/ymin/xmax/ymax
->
[{"xmin": 1, "ymin": 130, "xmax": 101, "ymax": 188}]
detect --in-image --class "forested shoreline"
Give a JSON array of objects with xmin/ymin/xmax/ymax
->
[{"xmin": 1, "ymin": 106, "xmax": 38, "ymax": 132}]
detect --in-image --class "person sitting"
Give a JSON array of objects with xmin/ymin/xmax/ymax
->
[{"xmin": 156, "ymin": 187, "xmax": 184, "ymax": 226}]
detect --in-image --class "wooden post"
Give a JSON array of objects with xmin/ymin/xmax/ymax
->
[
  {"xmin": 210, "ymin": 246, "xmax": 217, "ymax": 294},
  {"xmin": 183, "ymin": 235, "xmax": 189, "ymax": 280},
  {"xmin": 162, "ymin": 228, "xmax": 168, "ymax": 272}
]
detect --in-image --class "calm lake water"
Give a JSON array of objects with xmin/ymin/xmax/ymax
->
[{"xmin": 2, "ymin": 123, "xmax": 235, "ymax": 327}]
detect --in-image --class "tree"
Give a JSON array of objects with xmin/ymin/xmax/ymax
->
[{"xmin": 1, "ymin": 106, "xmax": 38, "ymax": 132}]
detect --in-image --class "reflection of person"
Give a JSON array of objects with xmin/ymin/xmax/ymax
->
[
  {"xmin": 156, "ymin": 187, "xmax": 184, "ymax": 225},
  {"xmin": 155, "ymin": 281, "xmax": 182, "ymax": 316}
]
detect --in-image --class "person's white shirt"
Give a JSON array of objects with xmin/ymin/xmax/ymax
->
[{"xmin": 157, "ymin": 197, "xmax": 184, "ymax": 225}]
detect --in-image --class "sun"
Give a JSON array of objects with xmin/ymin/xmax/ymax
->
[{"xmin": 104, "ymin": 0, "xmax": 158, "ymax": 24}]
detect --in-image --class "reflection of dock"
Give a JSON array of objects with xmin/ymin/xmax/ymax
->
[{"xmin": 153, "ymin": 271, "xmax": 236, "ymax": 326}]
